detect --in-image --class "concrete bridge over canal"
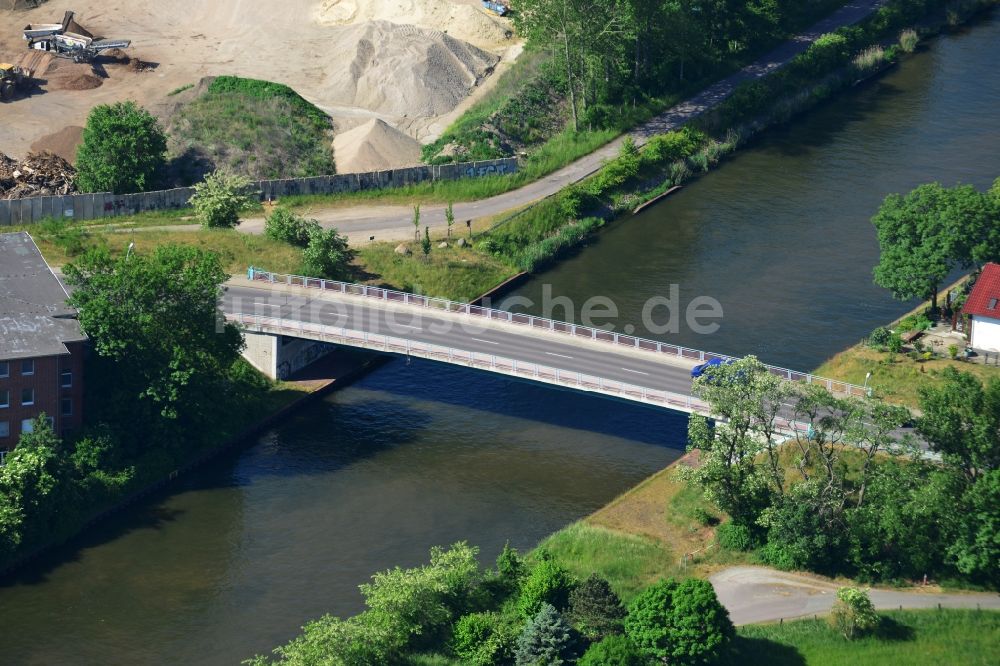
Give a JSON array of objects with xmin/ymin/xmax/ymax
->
[{"xmin": 222, "ymin": 270, "xmax": 866, "ymax": 430}]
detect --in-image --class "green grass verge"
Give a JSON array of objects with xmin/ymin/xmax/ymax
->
[
  {"xmin": 725, "ymin": 609, "xmax": 1000, "ymax": 665},
  {"xmin": 536, "ymin": 522, "xmax": 675, "ymax": 603}
]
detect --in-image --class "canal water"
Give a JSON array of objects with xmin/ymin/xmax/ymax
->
[{"xmin": 1, "ymin": 14, "xmax": 999, "ymax": 665}]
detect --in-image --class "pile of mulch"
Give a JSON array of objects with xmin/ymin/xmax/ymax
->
[
  {"xmin": 60, "ymin": 73, "xmax": 104, "ymax": 90},
  {"xmin": 0, "ymin": 151, "xmax": 78, "ymax": 199}
]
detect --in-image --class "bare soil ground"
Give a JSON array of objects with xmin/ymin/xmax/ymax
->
[{"xmin": 0, "ymin": 0, "xmax": 518, "ymax": 167}]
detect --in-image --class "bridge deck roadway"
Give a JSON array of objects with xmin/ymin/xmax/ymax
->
[{"xmin": 224, "ymin": 280, "xmax": 706, "ymax": 399}]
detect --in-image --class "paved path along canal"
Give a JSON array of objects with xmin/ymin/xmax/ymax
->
[{"xmin": 0, "ymin": 13, "xmax": 997, "ymax": 665}]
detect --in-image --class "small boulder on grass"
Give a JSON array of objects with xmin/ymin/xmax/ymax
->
[
  {"xmin": 438, "ymin": 241, "xmax": 449, "ymax": 249},
  {"xmin": 457, "ymin": 237, "xmax": 468, "ymax": 248},
  {"xmin": 394, "ymin": 243, "xmax": 411, "ymax": 256}
]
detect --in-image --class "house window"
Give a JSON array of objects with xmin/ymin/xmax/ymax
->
[
  {"xmin": 0, "ymin": 361, "xmax": 8, "ymax": 378},
  {"xmin": 20, "ymin": 419, "xmax": 33, "ymax": 434},
  {"xmin": 21, "ymin": 359, "xmax": 34, "ymax": 376},
  {"xmin": 60, "ymin": 369, "xmax": 73, "ymax": 388},
  {"xmin": 21, "ymin": 388, "xmax": 34, "ymax": 406},
  {"xmin": 0, "ymin": 390, "xmax": 8, "ymax": 409},
  {"xmin": 61, "ymin": 397, "xmax": 73, "ymax": 417},
  {"xmin": 989, "ymin": 298, "xmax": 998, "ymax": 311},
  {"xmin": 0, "ymin": 421, "xmax": 8, "ymax": 438}
]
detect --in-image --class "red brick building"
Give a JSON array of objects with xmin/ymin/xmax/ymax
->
[{"xmin": 1, "ymin": 232, "xmax": 86, "ymax": 455}]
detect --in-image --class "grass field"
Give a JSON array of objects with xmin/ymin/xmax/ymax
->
[{"xmin": 725, "ymin": 609, "xmax": 1000, "ymax": 665}]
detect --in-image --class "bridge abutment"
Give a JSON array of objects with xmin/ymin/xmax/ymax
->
[{"xmin": 242, "ymin": 330, "xmax": 337, "ymax": 380}]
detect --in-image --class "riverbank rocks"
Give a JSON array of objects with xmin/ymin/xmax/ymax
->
[{"xmin": 394, "ymin": 243, "xmax": 412, "ymax": 256}]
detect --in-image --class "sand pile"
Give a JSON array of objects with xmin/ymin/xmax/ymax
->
[
  {"xmin": 334, "ymin": 118, "xmax": 422, "ymax": 173},
  {"xmin": 315, "ymin": 0, "xmax": 512, "ymax": 51},
  {"xmin": 324, "ymin": 21, "xmax": 498, "ymax": 119},
  {"xmin": 30, "ymin": 125, "xmax": 83, "ymax": 164}
]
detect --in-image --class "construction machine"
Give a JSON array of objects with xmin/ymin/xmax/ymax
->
[
  {"xmin": 481, "ymin": 0, "xmax": 510, "ymax": 16},
  {"xmin": 23, "ymin": 10, "xmax": 130, "ymax": 63},
  {"xmin": 0, "ymin": 62, "xmax": 32, "ymax": 102}
]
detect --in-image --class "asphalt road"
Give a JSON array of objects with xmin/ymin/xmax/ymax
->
[
  {"xmin": 711, "ymin": 566, "xmax": 1000, "ymax": 625},
  {"xmin": 230, "ymin": 0, "xmax": 886, "ymax": 245},
  {"xmin": 223, "ymin": 282, "xmax": 704, "ymax": 398}
]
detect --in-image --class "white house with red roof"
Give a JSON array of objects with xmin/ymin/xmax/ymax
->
[{"xmin": 963, "ymin": 263, "xmax": 1000, "ymax": 352}]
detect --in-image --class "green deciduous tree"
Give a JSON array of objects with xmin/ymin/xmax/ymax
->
[
  {"xmin": 947, "ymin": 468, "xmax": 1000, "ymax": 586},
  {"xmin": 64, "ymin": 244, "xmax": 243, "ymax": 440},
  {"xmin": 624, "ymin": 577, "xmax": 733, "ymax": 665},
  {"xmin": 264, "ymin": 207, "xmax": 321, "ymax": 247},
  {"xmin": 684, "ymin": 356, "xmax": 793, "ymax": 527},
  {"xmin": 872, "ymin": 182, "xmax": 997, "ymax": 312},
  {"xmin": 567, "ymin": 574, "xmax": 626, "ymax": 640},
  {"xmin": 918, "ymin": 367, "xmax": 1000, "ymax": 484},
  {"xmin": 515, "ymin": 603, "xmax": 579, "ymax": 666},
  {"xmin": 303, "ymin": 227, "xmax": 355, "ymax": 280},
  {"xmin": 189, "ymin": 170, "xmax": 256, "ymax": 228},
  {"xmin": 577, "ymin": 634, "xmax": 644, "ymax": 666},
  {"xmin": 517, "ymin": 554, "xmax": 576, "ymax": 619},
  {"xmin": 828, "ymin": 587, "xmax": 879, "ymax": 640},
  {"xmin": 0, "ymin": 417, "xmax": 68, "ymax": 558},
  {"xmin": 75, "ymin": 101, "xmax": 167, "ymax": 194},
  {"xmin": 451, "ymin": 611, "xmax": 517, "ymax": 666}
]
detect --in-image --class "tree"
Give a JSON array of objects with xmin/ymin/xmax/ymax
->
[
  {"xmin": 63, "ymin": 245, "xmax": 244, "ymax": 438},
  {"xmin": 303, "ymin": 227, "xmax": 355, "ymax": 280},
  {"xmin": 828, "ymin": 587, "xmax": 879, "ymax": 640},
  {"xmin": 577, "ymin": 634, "xmax": 644, "ymax": 666},
  {"xmin": 422, "ymin": 226, "xmax": 432, "ymax": 260},
  {"xmin": 568, "ymin": 574, "xmax": 626, "ymax": 640},
  {"xmin": 947, "ymin": 468, "xmax": 1000, "ymax": 586},
  {"xmin": 413, "ymin": 204, "xmax": 421, "ymax": 242},
  {"xmin": 0, "ymin": 417, "xmax": 67, "ymax": 558},
  {"xmin": 446, "ymin": 202, "xmax": 456, "ymax": 238},
  {"xmin": 918, "ymin": 367, "xmax": 1000, "ymax": 483},
  {"xmin": 760, "ymin": 479, "xmax": 850, "ymax": 574},
  {"xmin": 264, "ymin": 207, "xmax": 320, "ymax": 247},
  {"xmin": 514, "ymin": 603, "xmax": 579, "ymax": 666},
  {"xmin": 451, "ymin": 612, "xmax": 517, "ymax": 666},
  {"xmin": 517, "ymin": 555, "xmax": 576, "ymax": 618},
  {"xmin": 189, "ymin": 170, "xmax": 256, "ymax": 228},
  {"xmin": 684, "ymin": 356, "xmax": 792, "ymax": 527},
  {"xmin": 871, "ymin": 183, "xmax": 995, "ymax": 312},
  {"xmin": 496, "ymin": 541, "xmax": 526, "ymax": 592},
  {"xmin": 75, "ymin": 101, "xmax": 166, "ymax": 193},
  {"xmin": 624, "ymin": 577, "xmax": 733, "ymax": 665}
]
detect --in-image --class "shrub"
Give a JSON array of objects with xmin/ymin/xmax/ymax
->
[
  {"xmin": 302, "ymin": 227, "xmax": 355, "ymax": 280},
  {"xmin": 75, "ymin": 101, "xmax": 167, "ymax": 194},
  {"xmin": 514, "ymin": 603, "xmax": 579, "ymax": 666},
  {"xmin": 760, "ymin": 480, "xmax": 849, "ymax": 575},
  {"xmin": 264, "ymin": 207, "xmax": 320, "ymax": 247},
  {"xmin": 189, "ymin": 171, "xmax": 255, "ymax": 228},
  {"xmin": 451, "ymin": 612, "xmax": 516, "ymax": 666},
  {"xmin": 868, "ymin": 326, "xmax": 894, "ymax": 349},
  {"xmin": 624, "ymin": 578, "xmax": 733, "ymax": 665},
  {"xmin": 948, "ymin": 344, "xmax": 960, "ymax": 360},
  {"xmin": 887, "ymin": 333, "xmax": 904, "ymax": 354},
  {"xmin": 899, "ymin": 28, "xmax": 919, "ymax": 52},
  {"xmin": 828, "ymin": 587, "xmax": 879, "ymax": 640},
  {"xmin": 577, "ymin": 634, "xmax": 644, "ymax": 666},
  {"xmin": 517, "ymin": 555, "xmax": 576, "ymax": 619},
  {"xmin": 496, "ymin": 541, "xmax": 526, "ymax": 591},
  {"xmin": 567, "ymin": 574, "xmax": 626, "ymax": 640},
  {"xmin": 716, "ymin": 522, "xmax": 754, "ymax": 552},
  {"xmin": 853, "ymin": 45, "xmax": 888, "ymax": 73}
]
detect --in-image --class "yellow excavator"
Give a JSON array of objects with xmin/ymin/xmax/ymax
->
[{"xmin": 0, "ymin": 62, "xmax": 32, "ymax": 102}]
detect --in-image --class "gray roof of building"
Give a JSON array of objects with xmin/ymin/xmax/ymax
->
[{"xmin": 0, "ymin": 231, "xmax": 86, "ymax": 360}]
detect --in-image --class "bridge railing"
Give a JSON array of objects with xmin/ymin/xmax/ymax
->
[
  {"xmin": 228, "ymin": 311, "xmax": 812, "ymax": 435},
  {"xmin": 245, "ymin": 268, "xmax": 867, "ymax": 397}
]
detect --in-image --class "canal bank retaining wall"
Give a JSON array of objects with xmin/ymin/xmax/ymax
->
[{"xmin": 0, "ymin": 157, "xmax": 518, "ymax": 227}]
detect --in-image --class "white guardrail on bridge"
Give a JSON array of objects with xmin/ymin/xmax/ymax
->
[
  {"xmin": 227, "ymin": 312, "xmax": 811, "ymax": 436},
  {"xmin": 244, "ymin": 268, "xmax": 867, "ymax": 398}
]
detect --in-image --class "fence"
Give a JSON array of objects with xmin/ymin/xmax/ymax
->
[
  {"xmin": 245, "ymin": 268, "xmax": 869, "ymax": 398},
  {"xmin": 0, "ymin": 157, "xmax": 518, "ymax": 227}
]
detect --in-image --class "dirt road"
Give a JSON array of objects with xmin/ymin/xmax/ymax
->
[{"xmin": 711, "ymin": 566, "xmax": 1000, "ymax": 625}]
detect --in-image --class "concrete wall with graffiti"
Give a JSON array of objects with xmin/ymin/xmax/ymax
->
[{"xmin": 0, "ymin": 157, "xmax": 518, "ymax": 227}]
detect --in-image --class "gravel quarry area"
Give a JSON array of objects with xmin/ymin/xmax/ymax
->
[{"xmin": 0, "ymin": 0, "xmax": 517, "ymax": 170}]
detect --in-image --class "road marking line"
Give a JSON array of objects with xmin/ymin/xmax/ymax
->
[
  {"xmin": 394, "ymin": 323, "xmax": 421, "ymax": 330},
  {"xmin": 471, "ymin": 337, "xmax": 500, "ymax": 345},
  {"xmin": 546, "ymin": 352, "xmax": 573, "ymax": 359},
  {"xmin": 255, "ymin": 303, "xmax": 281, "ymax": 309},
  {"xmin": 622, "ymin": 367, "xmax": 649, "ymax": 375}
]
